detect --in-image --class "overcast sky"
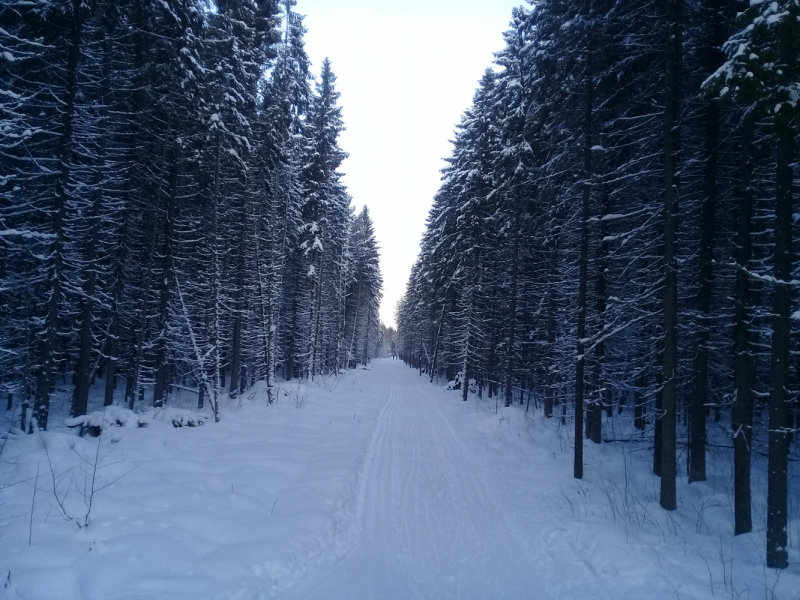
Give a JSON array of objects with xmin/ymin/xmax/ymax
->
[{"xmin": 296, "ymin": 0, "xmax": 523, "ymax": 327}]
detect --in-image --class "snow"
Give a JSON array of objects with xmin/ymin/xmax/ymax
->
[
  {"xmin": 0, "ymin": 229, "xmax": 56, "ymax": 240},
  {"xmin": 1, "ymin": 359, "xmax": 797, "ymax": 599},
  {"xmin": 63, "ymin": 406, "xmax": 209, "ymax": 437},
  {"xmin": 63, "ymin": 405, "xmax": 147, "ymax": 434}
]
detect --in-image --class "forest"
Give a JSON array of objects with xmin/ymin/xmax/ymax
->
[
  {"xmin": 396, "ymin": 0, "xmax": 800, "ymax": 570},
  {"xmin": 0, "ymin": 1, "xmax": 383, "ymax": 429},
  {"xmin": 2, "ymin": 0, "xmax": 800, "ymax": 589}
]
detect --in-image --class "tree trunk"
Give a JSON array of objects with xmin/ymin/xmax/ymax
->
[
  {"xmin": 504, "ymin": 209, "xmax": 520, "ymax": 408},
  {"xmin": 259, "ymin": 231, "xmax": 276, "ymax": 403},
  {"xmin": 76, "ymin": 0, "xmax": 118, "ymax": 414},
  {"xmin": 127, "ymin": 206, "xmax": 159, "ymax": 409},
  {"xmin": 209, "ymin": 134, "xmax": 222, "ymax": 421},
  {"xmin": 654, "ymin": 348, "xmax": 664, "ymax": 477},
  {"xmin": 460, "ymin": 282, "xmax": 476, "ymax": 403},
  {"xmin": 544, "ymin": 251, "xmax": 558, "ymax": 419},
  {"xmin": 688, "ymin": 0, "xmax": 724, "ymax": 484},
  {"xmin": 285, "ymin": 268, "xmax": 299, "ymax": 380},
  {"xmin": 634, "ymin": 371, "xmax": 646, "ymax": 431},
  {"xmin": 659, "ymin": 0, "xmax": 682, "ymax": 511},
  {"xmin": 309, "ymin": 259, "xmax": 323, "ymax": 379},
  {"xmin": 73, "ymin": 58, "xmax": 114, "ymax": 415},
  {"xmin": 348, "ymin": 280, "xmax": 362, "ymax": 368},
  {"xmin": 361, "ymin": 301, "xmax": 373, "ymax": 365},
  {"xmin": 574, "ymin": 46, "xmax": 593, "ymax": 479},
  {"xmin": 590, "ymin": 186, "xmax": 609, "ymax": 444},
  {"xmin": 104, "ymin": 269, "xmax": 121, "ymax": 408},
  {"xmin": 461, "ymin": 242, "xmax": 481, "ymax": 403},
  {"xmin": 733, "ymin": 113, "xmax": 755, "ymax": 535},
  {"xmin": 153, "ymin": 140, "xmax": 178, "ymax": 408},
  {"xmin": 688, "ymin": 98, "xmax": 718, "ymax": 483},
  {"xmin": 71, "ymin": 188, "xmax": 100, "ymax": 417},
  {"xmin": 229, "ymin": 190, "xmax": 248, "ymax": 397},
  {"xmin": 765, "ymin": 124, "xmax": 793, "ymax": 570},
  {"xmin": 429, "ymin": 303, "xmax": 446, "ymax": 383},
  {"xmin": 34, "ymin": 0, "xmax": 83, "ymax": 430}
]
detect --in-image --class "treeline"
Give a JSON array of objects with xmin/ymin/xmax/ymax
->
[
  {"xmin": 1, "ymin": 1, "xmax": 382, "ymax": 428},
  {"xmin": 397, "ymin": 1, "xmax": 798, "ymax": 568}
]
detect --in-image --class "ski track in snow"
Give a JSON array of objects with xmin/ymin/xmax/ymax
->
[
  {"xmin": 1, "ymin": 358, "xmax": 798, "ymax": 600},
  {"xmin": 286, "ymin": 363, "xmax": 545, "ymax": 600}
]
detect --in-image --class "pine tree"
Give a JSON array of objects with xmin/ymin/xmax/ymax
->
[
  {"xmin": 707, "ymin": 0, "xmax": 799, "ymax": 568},
  {"xmin": 297, "ymin": 58, "xmax": 348, "ymax": 379}
]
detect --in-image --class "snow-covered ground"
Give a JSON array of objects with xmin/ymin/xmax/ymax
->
[{"xmin": 1, "ymin": 358, "xmax": 798, "ymax": 599}]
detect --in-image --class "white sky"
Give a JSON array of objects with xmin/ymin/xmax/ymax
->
[{"xmin": 297, "ymin": 0, "xmax": 523, "ymax": 327}]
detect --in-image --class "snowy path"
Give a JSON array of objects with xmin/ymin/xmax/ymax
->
[
  {"xmin": 2, "ymin": 358, "xmax": 797, "ymax": 600},
  {"xmin": 286, "ymin": 359, "xmax": 544, "ymax": 599}
]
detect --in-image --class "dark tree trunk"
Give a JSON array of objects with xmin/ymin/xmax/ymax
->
[
  {"xmin": 590, "ymin": 186, "xmax": 609, "ymax": 444},
  {"xmin": 544, "ymin": 252, "xmax": 558, "ymax": 419},
  {"xmin": 766, "ymin": 125, "xmax": 793, "ymax": 570},
  {"xmin": 285, "ymin": 268, "xmax": 299, "ymax": 380},
  {"xmin": 733, "ymin": 113, "xmax": 755, "ymax": 535},
  {"xmin": 361, "ymin": 302, "xmax": 373, "ymax": 365},
  {"xmin": 659, "ymin": 0, "xmax": 682, "ymax": 511},
  {"xmin": 654, "ymin": 350, "xmax": 664, "ymax": 477},
  {"xmin": 634, "ymin": 371, "xmax": 646, "ymax": 431},
  {"xmin": 504, "ymin": 209, "xmax": 520, "ymax": 408},
  {"xmin": 429, "ymin": 303, "xmax": 446, "ymax": 383},
  {"xmin": 310, "ymin": 263, "xmax": 323, "ymax": 378},
  {"xmin": 153, "ymin": 141, "xmax": 178, "ymax": 408},
  {"xmin": 127, "ymin": 217, "xmax": 156, "ymax": 409},
  {"xmin": 348, "ymin": 280, "xmax": 362, "ymax": 368},
  {"xmin": 209, "ymin": 135, "xmax": 222, "ymax": 422},
  {"xmin": 688, "ymin": 98, "xmax": 718, "ymax": 483},
  {"xmin": 104, "ymin": 298, "xmax": 120, "ymax": 408},
  {"xmin": 21, "ymin": 399, "xmax": 28, "ymax": 432},
  {"xmin": 487, "ymin": 332, "xmax": 495, "ymax": 399},
  {"xmin": 574, "ymin": 48, "xmax": 593, "ymax": 479},
  {"xmin": 461, "ymin": 253, "xmax": 480, "ymax": 403},
  {"xmin": 688, "ymin": 0, "xmax": 724, "ymax": 485},
  {"xmin": 71, "ymin": 196, "xmax": 99, "ymax": 417},
  {"xmin": 230, "ymin": 192, "xmax": 248, "ymax": 396},
  {"xmin": 34, "ymin": 0, "xmax": 83, "ymax": 430},
  {"xmin": 75, "ymin": 0, "xmax": 117, "ymax": 415},
  {"xmin": 460, "ymin": 212, "xmax": 482, "ymax": 403}
]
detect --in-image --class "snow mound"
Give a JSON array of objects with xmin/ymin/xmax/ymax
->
[
  {"xmin": 447, "ymin": 371, "xmax": 476, "ymax": 391},
  {"xmin": 65, "ymin": 405, "xmax": 146, "ymax": 437},
  {"xmin": 0, "ymin": 427, "xmax": 27, "ymax": 440},
  {"xmin": 446, "ymin": 371, "xmax": 464, "ymax": 390},
  {"xmin": 149, "ymin": 406, "xmax": 209, "ymax": 428},
  {"xmin": 65, "ymin": 405, "xmax": 208, "ymax": 437}
]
